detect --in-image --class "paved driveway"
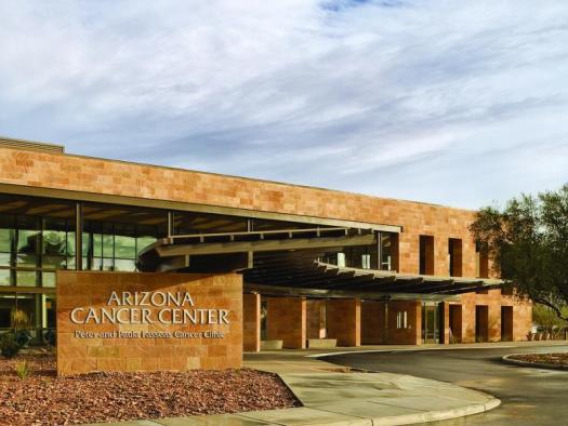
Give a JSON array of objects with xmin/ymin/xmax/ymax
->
[{"xmin": 324, "ymin": 344, "xmax": 568, "ymax": 425}]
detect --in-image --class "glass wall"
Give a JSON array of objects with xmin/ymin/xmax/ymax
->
[
  {"xmin": 318, "ymin": 233, "xmax": 398, "ymax": 271},
  {"xmin": 0, "ymin": 198, "xmax": 76, "ymax": 288},
  {"xmin": 81, "ymin": 202, "xmax": 168, "ymax": 272},
  {"xmin": 1, "ymin": 192, "xmax": 386, "ymax": 344}
]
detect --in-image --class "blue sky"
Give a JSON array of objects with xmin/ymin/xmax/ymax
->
[{"xmin": 1, "ymin": 0, "xmax": 567, "ymax": 209}]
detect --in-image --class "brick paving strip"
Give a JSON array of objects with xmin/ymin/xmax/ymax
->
[{"xmin": 93, "ymin": 348, "xmax": 502, "ymax": 426}]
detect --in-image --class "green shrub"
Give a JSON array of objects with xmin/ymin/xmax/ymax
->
[
  {"xmin": 44, "ymin": 329, "xmax": 56, "ymax": 346},
  {"xmin": 1, "ymin": 333, "xmax": 20, "ymax": 358},
  {"xmin": 14, "ymin": 361, "xmax": 29, "ymax": 380},
  {"xmin": 15, "ymin": 330, "xmax": 31, "ymax": 348}
]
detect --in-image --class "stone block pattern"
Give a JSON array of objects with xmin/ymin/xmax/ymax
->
[
  {"xmin": 361, "ymin": 301, "xmax": 385, "ymax": 345},
  {"xmin": 327, "ymin": 298, "xmax": 361, "ymax": 346},
  {"xmin": 386, "ymin": 301, "xmax": 422, "ymax": 345},
  {"xmin": 449, "ymin": 290, "xmax": 532, "ymax": 344},
  {"xmin": 266, "ymin": 297, "xmax": 306, "ymax": 349},
  {"xmin": 0, "ymin": 147, "xmax": 484, "ymax": 278},
  {"xmin": 1, "ymin": 147, "xmax": 533, "ymax": 346},
  {"xmin": 243, "ymin": 293, "xmax": 260, "ymax": 352},
  {"xmin": 306, "ymin": 299, "xmax": 326, "ymax": 339},
  {"xmin": 56, "ymin": 271, "xmax": 243, "ymax": 376}
]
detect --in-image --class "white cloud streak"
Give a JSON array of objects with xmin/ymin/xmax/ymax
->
[{"xmin": 0, "ymin": 0, "xmax": 567, "ymax": 208}]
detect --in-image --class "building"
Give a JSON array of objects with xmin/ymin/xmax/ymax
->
[{"xmin": 0, "ymin": 137, "xmax": 532, "ymax": 354}]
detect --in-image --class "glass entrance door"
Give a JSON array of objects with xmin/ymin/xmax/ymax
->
[{"xmin": 422, "ymin": 304, "xmax": 439, "ymax": 344}]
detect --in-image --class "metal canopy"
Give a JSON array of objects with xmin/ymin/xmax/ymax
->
[{"xmin": 137, "ymin": 227, "xmax": 502, "ymax": 298}]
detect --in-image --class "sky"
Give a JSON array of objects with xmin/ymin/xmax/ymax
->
[{"xmin": 1, "ymin": 0, "xmax": 567, "ymax": 209}]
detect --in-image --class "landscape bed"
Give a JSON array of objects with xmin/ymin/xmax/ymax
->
[
  {"xmin": 0, "ymin": 350, "xmax": 300, "ymax": 425},
  {"xmin": 508, "ymin": 352, "xmax": 568, "ymax": 366}
]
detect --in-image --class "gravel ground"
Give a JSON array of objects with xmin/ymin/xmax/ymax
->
[
  {"xmin": 0, "ymin": 351, "xmax": 300, "ymax": 425},
  {"xmin": 508, "ymin": 352, "xmax": 568, "ymax": 365}
]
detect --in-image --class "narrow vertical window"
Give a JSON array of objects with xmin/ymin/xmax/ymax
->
[
  {"xmin": 475, "ymin": 242, "xmax": 489, "ymax": 278},
  {"xmin": 419, "ymin": 235, "xmax": 434, "ymax": 275},
  {"xmin": 448, "ymin": 238, "xmax": 463, "ymax": 277}
]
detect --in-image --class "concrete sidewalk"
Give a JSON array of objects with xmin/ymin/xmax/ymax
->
[{"xmin": 90, "ymin": 343, "xmax": 528, "ymax": 426}]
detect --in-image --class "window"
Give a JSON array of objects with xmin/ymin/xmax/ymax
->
[
  {"xmin": 337, "ymin": 253, "xmax": 346, "ymax": 267},
  {"xmin": 475, "ymin": 242, "xmax": 489, "ymax": 278},
  {"xmin": 84, "ymin": 221, "xmax": 159, "ymax": 272},
  {"xmin": 361, "ymin": 254, "xmax": 371, "ymax": 269},
  {"xmin": 0, "ymin": 210, "xmax": 75, "ymax": 287},
  {"xmin": 419, "ymin": 235, "xmax": 434, "ymax": 275},
  {"xmin": 380, "ymin": 233, "xmax": 398, "ymax": 271},
  {"xmin": 448, "ymin": 238, "xmax": 463, "ymax": 277},
  {"xmin": 396, "ymin": 311, "xmax": 408, "ymax": 329}
]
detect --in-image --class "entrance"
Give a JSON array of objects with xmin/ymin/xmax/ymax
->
[
  {"xmin": 501, "ymin": 306, "xmax": 513, "ymax": 341},
  {"xmin": 449, "ymin": 304, "xmax": 463, "ymax": 343},
  {"xmin": 422, "ymin": 303, "xmax": 440, "ymax": 344},
  {"xmin": 475, "ymin": 305, "xmax": 489, "ymax": 342}
]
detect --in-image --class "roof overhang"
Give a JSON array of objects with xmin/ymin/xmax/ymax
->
[
  {"xmin": 137, "ymin": 227, "xmax": 502, "ymax": 297},
  {"xmin": 0, "ymin": 183, "xmax": 401, "ymax": 234}
]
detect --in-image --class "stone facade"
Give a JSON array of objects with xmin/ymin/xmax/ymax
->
[
  {"xmin": 327, "ymin": 298, "xmax": 361, "ymax": 347},
  {"xmin": 266, "ymin": 297, "xmax": 306, "ymax": 349},
  {"xmin": 306, "ymin": 299, "xmax": 326, "ymax": 339},
  {"xmin": 452, "ymin": 290, "xmax": 532, "ymax": 343},
  {"xmin": 0, "ymin": 146, "xmax": 534, "ymax": 351},
  {"xmin": 57, "ymin": 271, "xmax": 242, "ymax": 376},
  {"xmin": 386, "ymin": 301, "xmax": 423, "ymax": 345},
  {"xmin": 361, "ymin": 301, "xmax": 385, "ymax": 345},
  {"xmin": 243, "ymin": 293, "xmax": 261, "ymax": 352},
  {"xmin": 0, "ymin": 146, "xmax": 488, "ymax": 278}
]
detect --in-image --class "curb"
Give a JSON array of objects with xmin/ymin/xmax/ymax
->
[
  {"xmin": 502, "ymin": 354, "xmax": 568, "ymax": 370},
  {"xmin": 298, "ymin": 352, "xmax": 502, "ymax": 425},
  {"xmin": 368, "ymin": 397, "xmax": 501, "ymax": 426},
  {"xmin": 307, "ymin": 345, "xmax": 518, "ymax": 358}
]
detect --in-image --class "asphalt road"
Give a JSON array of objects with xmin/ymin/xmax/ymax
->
[{"xmin": 324, "ymin": 345, "xmax": 568, "ymax": 425}]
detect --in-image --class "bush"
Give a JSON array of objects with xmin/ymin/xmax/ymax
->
[
  {"xmin": 14, "ymin": 361, "xmax": 29, "ymax": 380},
  {"xmin": 44, "ymin": 329, "xmax": 56, "ymax": 346},
  {"xmin": 15, "ymin": 330, "xmax": 31, "ymax": 348},
  {"xmin": 1, "ymin": 333, "xmax": 21, "ymax": 358}
]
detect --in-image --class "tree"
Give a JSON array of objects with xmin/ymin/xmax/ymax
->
[
  {"xmin": 470, "ymin": 184, "xmax": 568, "ymax": 322},
  {"xmin": 532, "ymin": 304, "xmax": 568, "ymax": 334}
]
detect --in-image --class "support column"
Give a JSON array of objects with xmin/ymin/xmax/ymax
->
[
  {"xmin": 267, "ymin": 297, "xmax": 306, "ymax": 349},
  {"xmin": 243, "ymin": 293, "xmax": 261, "ymax": 352},
  {"xmin": 460, "ymin": 293, "xmax": 476, "ymax": 343},
  {"xmin": 361, "ymin": 301, "xmax": 384, "ymax": 345},
  {"xmin": 167, "ymin": 211, "xmax": 174, "ymax": 237},
  {"xmin": 441, "ymin": 302, "xmax": 450, "ymax": 345},
  {"xmin": 306, "ymin": 299, "xmax": 326, "ymax": 339},
  {"xmin": 327, "ymin": 298, "xmax": 361, "ymax": 347},
  {"xmin": 488, "ymin": 303, "xmax": 501, "ymax": 342},
  {"xmin": 75, "ymin": 202, "xmax": 83, "ymax": 271}
]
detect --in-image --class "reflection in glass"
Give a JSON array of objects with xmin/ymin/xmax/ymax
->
[
  {"xmin": 16, "ymin": 270, "xmax": 38, "ymax": 287},
  {"xmin": 0, "ymin": 269, "xmax": 10, "ymax": 286},
  {"xmin": 42, "ymin": 294, "xmax": 56, "ymax": 329},
  {"xmin": 115, "ymin": 234, "xmax": 136, "ymax": 259},
  {"xmin": 137, "ymin": 236, "xmax": 157, "ymax": 254},
  {"xmin": 42, "ymin": 272, "xmax": 56, "ymax": 288},
  {"xmin": 0, "ymin": 227, "xmax": 12, "ymax": 252},
  {"xmin": 0, "ymin": 253, "xmax": 10, "ymax": 267},
  {"xmin": 0, "ymin": 294, "xmax": 16, "ymax": 329},
  {"xmin": 114, "ymin": 259, "xmax": 136, "ymax": 272}
]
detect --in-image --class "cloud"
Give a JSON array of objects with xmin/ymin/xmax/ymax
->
[{"xmin": 0, "ymin": 0, "xmax": 567, "ymax": 209}]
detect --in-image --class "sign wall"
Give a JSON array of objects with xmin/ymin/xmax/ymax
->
[{"xmin": 56, "ymin": 271, "xmax": 242, "ymax": 376}]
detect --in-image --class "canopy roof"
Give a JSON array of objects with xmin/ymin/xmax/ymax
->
[{"xmin": 137, "ymin": 226, "xmax": 502, "ymax": 299}]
